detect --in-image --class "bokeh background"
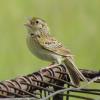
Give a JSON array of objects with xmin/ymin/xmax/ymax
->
[{"xmin": 0, "ymin": 0, "xmax": 99, "ymax": 82}]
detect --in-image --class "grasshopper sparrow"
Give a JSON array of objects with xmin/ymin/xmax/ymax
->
[{"xmin": 25, "ymin": 17, "xmax": 87, "ymax": 86}]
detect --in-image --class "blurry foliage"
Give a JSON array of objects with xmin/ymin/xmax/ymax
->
[{"xmin": 0, "ymin": 0, "xmax": 100, "ymax": 80}]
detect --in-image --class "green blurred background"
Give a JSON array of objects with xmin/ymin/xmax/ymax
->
[{"xmin": 0, "ymin": 0, "xmax": 100, "ymax": 81}]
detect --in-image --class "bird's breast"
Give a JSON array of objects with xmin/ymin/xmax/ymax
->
[{"xmin": 26, "ymin": 36, "xmax": 62, "ymax": 62}]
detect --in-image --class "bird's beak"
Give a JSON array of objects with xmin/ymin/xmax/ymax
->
[
  {"xmin": 24, "ymin": 17, "xmax": 32, "ymax": 28},
  {"xmin": 24, "ymin": 23, "xmax": 29, "ymax": 27},
  {"xmin": 24, "ymin": 21, "xmax": 32, "ymax": 28}
]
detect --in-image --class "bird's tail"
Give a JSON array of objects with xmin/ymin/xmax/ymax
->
[{"xmin": 63, "ymin": 57, "xmax": 88, "ymax": 86}]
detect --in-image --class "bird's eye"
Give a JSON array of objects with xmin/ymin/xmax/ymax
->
[{"xmin": 36, "ymin": 20, "xmax": 39, "ymax": 24}]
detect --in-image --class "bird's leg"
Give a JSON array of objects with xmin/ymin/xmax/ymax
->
[
  {"xmin": 40, "ymin": 62, "xmax": 61, "ymax": 72},
  {"xmin": 40, "ymin": 62, "xmax": 60, "ymax": 72},
  {"xmin": 40, "ymin": 62, "xmax": 54, "ymax": 71},
  {"xmin": 48, "ymin": 62, "xmax": 55, "ymax": 66},
  {"xmin": 46, "ymin": 62, "xmax": 60, "ymax": 68}
]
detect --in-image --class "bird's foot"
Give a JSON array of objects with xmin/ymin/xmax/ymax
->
[
  {"xmin": 46, "ymin": 63, "xmax": 60, "ymax": 69},
  {"xmin": 40, "ymin": 63, "xmax": 60, "ymax": 72}
]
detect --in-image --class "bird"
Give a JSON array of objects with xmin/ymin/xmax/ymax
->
[{"xmin": 25, "ymin": 17, "xmax": 87, "ymax": 86}]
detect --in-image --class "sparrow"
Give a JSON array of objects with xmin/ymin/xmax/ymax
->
[{"xmin": 25, "ymin": 17, "xmax": 87, "ymax": 86}]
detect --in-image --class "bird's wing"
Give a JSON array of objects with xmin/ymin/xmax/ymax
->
[{"xmin": 36, "ymin": 34, "xmax": 72, "ymax": 57}]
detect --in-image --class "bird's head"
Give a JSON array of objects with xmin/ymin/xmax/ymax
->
[{"xmin": 25, "ymin": 17, "xmax": 49, "ymax": 36}]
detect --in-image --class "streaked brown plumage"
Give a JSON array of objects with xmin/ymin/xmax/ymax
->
[{"xmin": 25, "ymin": 17, "xmax": 88, "ymax": 86}]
